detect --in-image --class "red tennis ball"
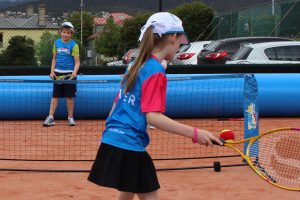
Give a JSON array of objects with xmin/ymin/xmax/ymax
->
[{"xmin": 220, "ymin": 129, "xmax": 235, "ymax": 140}]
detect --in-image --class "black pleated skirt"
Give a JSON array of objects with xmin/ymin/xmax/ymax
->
[{"xmin": 88, "ymin": 143, "xmax": 160, "ymax": 193}]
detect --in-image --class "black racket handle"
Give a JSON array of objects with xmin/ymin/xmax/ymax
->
[{"xmin": 212, "ymin": 138, "xmax": 225, "ymax": 146}]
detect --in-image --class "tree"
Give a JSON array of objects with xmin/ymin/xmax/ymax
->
[
  {"xmin": 67, "ymin": 11, "xmax": 94, "ymax": 45},
  {"xmin": 95, "ymin": 17, "xmax": 121, "ymax": 58},
  {"xmin": 4, "ymin": 36, "xmax": 37, "ymax": 66},
  {"xmin": 117, "ymin": 1, "xmax": 214, "ymax": 52},
  {"xmin": 118, "ymin": 12, "xmax": 152, "ymax": 55},
  {"xmin": 36, "ymin": 31, "xmax": 60, "ymax": 66},
  {"xmin": 171, "ymin": 2, "xmax": 214, "ymax": 41},
  {"xmin": 0, "ymin": 51, "xmax": 7, "ymax": 66}
]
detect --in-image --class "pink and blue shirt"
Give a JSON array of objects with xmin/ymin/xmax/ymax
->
[{"xmin": 102, "ymin": 56, "xmax": 167, "ymax": 151}]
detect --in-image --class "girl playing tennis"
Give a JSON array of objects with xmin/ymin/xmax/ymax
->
[{"xmin": 88, "ymin": 12, "xmax": 222, "ymax": 200}]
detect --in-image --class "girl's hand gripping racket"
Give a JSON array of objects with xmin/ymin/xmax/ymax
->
[{"xmin": 213, "ymin": 128, "xmax": 300, "ymax": 191}]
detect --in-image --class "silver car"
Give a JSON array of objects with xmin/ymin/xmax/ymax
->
[{"xmin": 226, "ymin": 41, "xmax": 300, "ymax": 64}]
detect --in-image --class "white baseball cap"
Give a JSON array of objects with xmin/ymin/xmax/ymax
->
[
  {"xmin": 61, "ymin": 22, "xmax": 74, "ymax": 30},
  {"xmin": 138, "ymin": 12, "xmax": 189, "ymax": 45}
]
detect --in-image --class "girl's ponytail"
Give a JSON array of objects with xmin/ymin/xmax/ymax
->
[{"xmin": 124, "ymin": 27, "xmax": 157, "ymax": 93}]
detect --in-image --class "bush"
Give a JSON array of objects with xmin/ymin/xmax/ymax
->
[
  {"xmin": 170, "ymin": 1, "xmax": 215, "ymax": 41},
  {"xmin": 95, "ymin": 17, "xmax": 121, "ymax": 58},
  {"xmin": 67, "ymin": 11, "xmax": 94, "ymax": 45},
  {"xmin": 36, "ymin": 31, "xmax": 60, "ymax": 66},
  {"xmin": 4, "ymin": 36, "xmax": 37, "ymax": 66},
  {"xmin": 0, "ymin": 51, "xmax": 7, "ymax": 66},
  {"xmin": 117, "ymin": 2, "xmax": 215, "ymax": 52},
  {"xmin": 118, "ymin": 12, "xmax": 152, "ymax": 55}
]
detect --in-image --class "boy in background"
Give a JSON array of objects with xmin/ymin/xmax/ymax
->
[{"xmin": 43, "ymin": 22, "xmax": 80, "ymax": 126}]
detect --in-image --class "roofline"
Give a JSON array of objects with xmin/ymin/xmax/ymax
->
[
  {"xmin": 217, "ymin": 36, "xmax": 291, "ymax": 42},
  {"xmin": 246, "ymin": 41, "xmax": 300, "ymax": 48},
  {"xmin": 190, "ymin": 41, "xmax": 212, "ymax": 44},
  {"xmin": 0, "ymin": 28, "xmax": 58, "ymax": 30},
  {"xmin": 110, "ymin": 12, "xmax": 132, "ymax": 15}
]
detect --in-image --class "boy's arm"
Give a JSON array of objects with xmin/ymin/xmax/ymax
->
[
  {"xmin": 72, "ymin": 44, "xmax": 80, "ymax": 77},
  {"xmin": 73, "ymin": 56, "xmax": 80, "ymax": 77},
  {"xmin": 50, "ymin": 53, "xmax": 56, "ymax": 79},
  {"xmin": 50, "ymin": 43, "xmax": 57, "ymax": 79}
]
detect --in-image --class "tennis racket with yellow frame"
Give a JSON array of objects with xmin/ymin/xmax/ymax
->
[
  {"xmin": 214, "ymin": 127, "xmax": 300, "ymax": 191},
  {"xmin": 54, "ymin": 74, "xmax": 74, "ymax": 80}
]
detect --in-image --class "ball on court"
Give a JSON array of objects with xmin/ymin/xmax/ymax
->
[{"xmin": 220, "ymin": 129, "xmax": 235, "ymax": 140}]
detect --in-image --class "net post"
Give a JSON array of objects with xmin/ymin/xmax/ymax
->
[{"xmin": 243, "ymin": 74, "xmax": 259, "ymax": 156}]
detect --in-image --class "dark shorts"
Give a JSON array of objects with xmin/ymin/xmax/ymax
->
[
  {"xmin": 88, "ymin": 143, "xmax": 160, "ymax": 193},
  {"xmin": 52, "ymin": 72, "xmax": 76, "ymax": 98}
]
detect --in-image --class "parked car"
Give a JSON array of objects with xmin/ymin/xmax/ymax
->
[
  {"xmin": 197, "ymin": 37, "xmax": 292, "ymax": 65},
  {"xmin": 123, "ymin": 48, "xmax": 140, "ymax": 64},
  {"xmin": 107, "ymin": 48, "xmax": 140, "ymax": 66},
  {"xmin": 170, "ymin": 41, "xmax": 211, "ymax": 65},
  {"xmin": 107, "ymin": 60, "xmax": 124, "ymax": 66},
  {"xmin": 226, "ymin": 41, "xmax": 300, "ymax": 64}
]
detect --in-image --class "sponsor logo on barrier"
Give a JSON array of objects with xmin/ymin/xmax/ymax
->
[{"xmin": 246, "ymin": 103, "xmax": 257, "ymax": 130}]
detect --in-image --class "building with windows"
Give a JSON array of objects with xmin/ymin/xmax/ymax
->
[{"xmin": 0, "ymin": 4, "xmax": 58, "ymax": 50}]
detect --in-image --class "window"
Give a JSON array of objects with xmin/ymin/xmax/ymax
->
[
  {"xmin": 275, "ymin": 46, "xmax": 300, "ymax": 61},
  {"xmin": 265, "ymin": 46, "xmax": 300, "ymax": 61},
  {"xmin": 265, "ymin": 48, "xmax": 277, "ymax": 60},
  {"xmin": 219, "ymin": 42, "xmax": 240, "ymax": 55},
  {"xmin": 231, "ymin": 46, "xmax": 253, "ymax": 61},
  {"xmin": 204, "ymin": 41, "xmax": 220, "ymax": 51},
  {"xmin": 95, "ymin": 25, "xmax": 104, "ymax": 33},
  {"xmin": 177, "ymin": 44, "xmax": 191, "ymax": 53},
  {"xmin": 0, "ymin": 33, "xmax": 3, "ymax": 48}
]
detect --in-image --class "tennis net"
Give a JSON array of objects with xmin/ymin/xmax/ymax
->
[{"xmin": 0, "ymin": 74, "xmax": 254, "ymax": 161}]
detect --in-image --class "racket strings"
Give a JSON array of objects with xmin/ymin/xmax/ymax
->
[
  {"xmin": 251, "ymin": 130, "xmax": 300, "ymax": 189},
  {"xmin": 276, "ymin": 137, "xmax": 300, "ymax": 160},
  {"xmin": 253, "ymin": 157, "xmax": 277, "ymax": 183}
]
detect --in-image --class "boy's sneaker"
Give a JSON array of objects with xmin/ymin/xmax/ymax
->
[
  {"xmin": 68, "ymin": 117, "xmax": 76, "ymax": 126},
  {"xmin": 43, "ymin": 116, "xmax": 55, "ymax": 126}
]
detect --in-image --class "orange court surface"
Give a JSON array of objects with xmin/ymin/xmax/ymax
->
[{"xmin": 0, "ymin": 118, "xmax": 299, "ymax": 200}]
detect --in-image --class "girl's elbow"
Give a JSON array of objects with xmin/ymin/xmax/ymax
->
[
  {"xmin": 146, "ymin": 112, "xmax": 153, "ymax": 123},
  {"xmin": 146, "ymin": 112, "xmax": 159, "ymax": 124}
]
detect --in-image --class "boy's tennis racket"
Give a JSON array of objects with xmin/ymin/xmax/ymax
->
[
  {"xmin": 54, "ymin": 74, "xmax": 74, "ymax": 80},
  {"xmin": 214, "ymin": 128, "xmax": 300, "ymax": 191}
]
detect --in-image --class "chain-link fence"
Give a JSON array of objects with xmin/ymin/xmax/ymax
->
[
  {"xmin": 213, "ymin": 0, "xmax": 300, "ymax": 39},
  {"xmin": 0, "ymin": 0, "xmax": 299, "ymax": 67}
]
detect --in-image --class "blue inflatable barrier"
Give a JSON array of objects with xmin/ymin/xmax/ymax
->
[
  {"xmin": 0, "ymin": 75, "xmax": 121, "ymax": 119},
  {"xmin": 0, "ymin": 74, "xmax": 299, "ymax": 119},
  {"xmin": 256, "ymin": 74, "xmax": 300, "ymax": 117}
]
